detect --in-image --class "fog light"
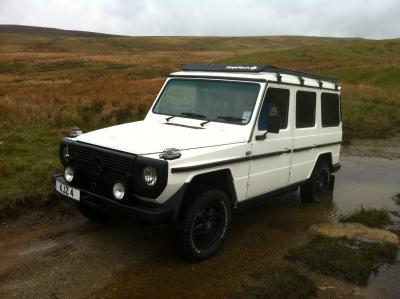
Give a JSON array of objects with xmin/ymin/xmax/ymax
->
[
  {"xmin": 113, "ymin": 183, "xmax": 125, "ymax": 200},
  {"xmin": 64, "ymin": 166, "xmax": 74, "ymax": 183},
  {"xmin": 143, "ymin": 166, "xmax": 158, "ymax": 186}
]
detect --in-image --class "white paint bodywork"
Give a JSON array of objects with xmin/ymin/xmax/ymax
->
[{"xmin": 74, "ymin": 70, "xmax": 342, "ymax": 205}]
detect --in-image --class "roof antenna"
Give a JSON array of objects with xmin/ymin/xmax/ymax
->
[
  {"xmin": 318, "ymin": 80, "xmax": 323, "ymax": 88},
  {"xmin": 276, "ymin": 73, "xmax": 282, "ymax": 83},
  {"xmin": 299, "ymin": 76, "xmax": 304, "ymax": 86}
]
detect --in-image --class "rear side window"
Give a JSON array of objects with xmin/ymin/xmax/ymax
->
[
  {"xmin": 296, "ymin": 91, "xmax": 316, "ymax": 128},
  {"xmin": 258, "ymin": 88, "xmax": 290, "ymax": 131},
  {"xmin": 321, "ymin": 93, "xmax": 340, "ymax": 127}
]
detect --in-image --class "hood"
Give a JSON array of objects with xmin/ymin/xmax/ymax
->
[{"xmin": 74, "ymin": 120, "xmax": 248, "ymax": 155}]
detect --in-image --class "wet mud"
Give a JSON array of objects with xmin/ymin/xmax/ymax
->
[{"xmin": 0, "ymin": 156, "xmax": 399, "ymax": 298}]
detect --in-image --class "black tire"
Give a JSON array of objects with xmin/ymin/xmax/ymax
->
[
  {"xmin": 79, "ymin": 202, "xmax": 111, "ymax": 222},
  {"xmin": 300, "ymin": 160, "xmax": 331, "ymax": 203},
  {"xmin": 172, "ymin": 186, "xmax": 231, "ymax": 262}
]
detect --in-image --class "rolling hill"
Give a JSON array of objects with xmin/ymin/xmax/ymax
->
[{"xmin": 0, "ymin": 25, "xmax": 399, "ymax": 209}]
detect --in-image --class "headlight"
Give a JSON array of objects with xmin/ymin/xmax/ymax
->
[
  {"xmin": 142, "ymin": 166, "xmax": 158, "ymax": 187},
  {"xmin": 113, "ymin": 183, "xmax": 125, "ymax": 200},
  {"xmin": 62, "ymin": 145, "xmax": 70, "ymax": 162},
  {"xmin": 64, "ymin": 166, "xmax": 74, "ymax": 183}
]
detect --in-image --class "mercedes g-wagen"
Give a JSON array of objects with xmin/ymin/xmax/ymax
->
[{"xmin": 53, "ymin": 64, "xmax": 342, "ymax": 261}]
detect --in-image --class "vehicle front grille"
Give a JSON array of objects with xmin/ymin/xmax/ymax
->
[{"xmin": 69, "ymin": 142, "xmax": 137, "ymax": 198}]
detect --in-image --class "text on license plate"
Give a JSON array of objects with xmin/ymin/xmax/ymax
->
[{"xmin": 56, "ymin": 180, "xmax": 80, "ymax": 201}]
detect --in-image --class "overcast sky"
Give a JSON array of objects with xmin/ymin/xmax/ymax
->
[{"xmin": 0, "ymin": 0, "xmax": 399, "ymax": 38}]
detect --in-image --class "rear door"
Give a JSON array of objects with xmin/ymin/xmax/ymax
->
[
  {"xmin": 289, "ymin": 88, "xmax": 319, "ymax": 184},
  {"xmin": 247, "ymin": 84, "xmax": 294, "ymax": 198}
]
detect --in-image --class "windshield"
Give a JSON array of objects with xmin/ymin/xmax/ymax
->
[{"xmin": 153, "ymin": 79, "xmax": 261, "ymax": 125}]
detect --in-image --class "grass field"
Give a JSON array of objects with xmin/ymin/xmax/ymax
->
[{"xmin": 0, "ymin": 25, "xmax": 400, "ymax": 209}]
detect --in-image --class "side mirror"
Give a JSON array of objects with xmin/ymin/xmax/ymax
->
[
  {"xmin": 255, "ymin": 114, "xmax": 281, "ymax": 140},
  {"xmin": 267, "ymin": 115, "xmax": 281, "ymax": 134}
]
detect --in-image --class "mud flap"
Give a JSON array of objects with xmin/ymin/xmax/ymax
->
[{"xmin": 329, "ymin": 175, "xmax": 335, "ymax": 191}]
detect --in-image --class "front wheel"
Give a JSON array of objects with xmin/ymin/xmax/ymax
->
[
  {"xmin": 300, "ymin": 161, "xmax": 331, "ymax": 203},
  {"xmin": 172, "ymin": 187, "xmax": 231, "ymax": 261}
]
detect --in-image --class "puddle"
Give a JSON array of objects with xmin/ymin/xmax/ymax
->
[
  {"xmin": 364, "ymin": 256, "xmax": 400, "ymax": 299},
  {"xmin": 333, "ymin": 156, "xmax": 400, "ymax": 214},
  {"xmin": 88, "ymin": 156, "xmax": 400, "ymax": 298}
]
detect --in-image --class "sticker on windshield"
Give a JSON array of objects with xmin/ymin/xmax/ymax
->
[{"xmin": 242, "ymin": 111, "xmax": 251, "ymax": 123}]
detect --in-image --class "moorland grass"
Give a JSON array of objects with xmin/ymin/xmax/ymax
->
[
  {"xmin": 286, "ymin": 236, "xmax": 398, "ymax": 285},
  {"xmin": 0, "ymin": 126, "xmax": 61, "ymax": 210},
  {"xmin": 1, "ymin": 30, "xmax": 400, "ymax": 209},
  {"xmin": 340, "ymin": 207, "xmax": 390, "ymax": 228}
]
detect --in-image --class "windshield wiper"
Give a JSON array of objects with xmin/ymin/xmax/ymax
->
[
  {"xmin": 217, "ymin": 116, "xmax": 245, "ymax": 123},
  {"xmin": 200, "ymin": 120, "xmax": 211, "ymax": 127},
  {"xmin": 165, "ymin": 115, "xmax": 176, "ymax": 122},
  {"xmin": 180, "ymin": 112, "xmax": 207, "ymax": 119}
]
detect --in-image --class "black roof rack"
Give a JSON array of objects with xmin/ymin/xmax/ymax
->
[{"xmin": 181, "ymin": 64, "xmax": 336, "ymax": 83}]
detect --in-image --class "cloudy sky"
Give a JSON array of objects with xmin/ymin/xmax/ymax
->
[{"xmin": 0, "ymin": 0, "xmax": 399, "ymax": 38}]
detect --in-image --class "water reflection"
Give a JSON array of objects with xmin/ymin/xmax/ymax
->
[
  {"xmin": 92, "ymin": 156, "xmax": 400, "ymax": 299},
  {"xmin": 364, "ymin": 258, "xmax": 400, "ymax": 299},
  {"xmin": 334, "ymin": 156, "xmax": 400, "ymax": 214}
]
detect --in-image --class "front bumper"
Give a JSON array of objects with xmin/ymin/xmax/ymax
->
[{"xmin": 53, "ymin": 174, "xmax": 176, "ymax": 224}]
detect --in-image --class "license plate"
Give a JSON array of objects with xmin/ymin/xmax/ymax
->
[{"xmin": 56, "ymin": 180, "xmax": 80, "ymax": 201}]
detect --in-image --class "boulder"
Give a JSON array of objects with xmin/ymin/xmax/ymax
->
[{"xmin": 309, "ymin": 223, "xmax": 399, "ymax": 245}]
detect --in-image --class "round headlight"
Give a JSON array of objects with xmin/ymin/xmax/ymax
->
[
  {"xmin": 143, "ymin": 166, "xmax": 158, "ymax": 187},
  {"xmin": 62, "ymin": 145, "xmax": 70, "ymax": 162},
  {"xmin": 113, "ymin": 183, "xmax": 125, "ymax": 200},
  {"xmin": 64, "ymin": 166, "xmax": 74, "ymax": 183}
]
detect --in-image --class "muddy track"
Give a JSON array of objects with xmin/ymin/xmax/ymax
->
[{"xmin": 0, "ymin": 156, "xmax": 399, "ymax": 298}]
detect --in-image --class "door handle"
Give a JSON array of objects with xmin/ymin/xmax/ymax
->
[{"xmin": 283, "ymin": 147, "xmax": 290, "ymax": 152}]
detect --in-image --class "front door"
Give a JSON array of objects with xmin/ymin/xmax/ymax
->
[{"xmin": 247, "ymin": 85, "xmax": 293, "ymax": 198}]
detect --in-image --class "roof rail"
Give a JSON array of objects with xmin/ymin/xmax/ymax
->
[
  {"xmin": 262, "ymin": 65, "xmax": 336, "ymax": 83},
  {"xmin": 181, "ymin": 64, "xmax": 336, "ymax": 83}
]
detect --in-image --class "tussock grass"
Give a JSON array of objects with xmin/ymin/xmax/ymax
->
[
  {"xmin": 286, "ymin": 236, "xmax": 398, "ymax": 285},
  {"xmin": 234, "ymin": 265, "xmax": 316, "ymax": 299},
  {"xmin": 340, "ymin": 207, "xmax": 390, "ymax": 228},
  {"xmin": 0, "ymin": 77, "xmax": 161, "ymax": 128}
]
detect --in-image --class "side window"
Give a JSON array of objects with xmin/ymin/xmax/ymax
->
[
  {"xmin": 321, "ymin": 93, "xmax": 340, "ymax": 127},
  {"xmin": 296, "ymin": 91, "xmax": 316, "ymax": 128},
  {"xmin": 258, "ymin": 88, "xmax": 289, "ymax": 131}
]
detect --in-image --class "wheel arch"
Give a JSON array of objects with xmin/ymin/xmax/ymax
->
[
  {"xmin": 180, "ymin": 169, "xmax": 238, "ymax": 212},
  {"xmin": 309, "ymin": 152, "xmax": 333, "ymax": 178}
]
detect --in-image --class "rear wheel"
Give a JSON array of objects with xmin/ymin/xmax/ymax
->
[
  {"xmin": 172, "ymin": 186, "xmax": 231, "ymax": 261},
  {"xmin": 300, "ymin": 161, "xmax": 330, "ymax": 203}
]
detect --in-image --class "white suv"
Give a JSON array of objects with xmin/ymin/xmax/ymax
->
[{"xmin": 53, "ymin": 64, "xmax": 342, "ymax": 261}]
